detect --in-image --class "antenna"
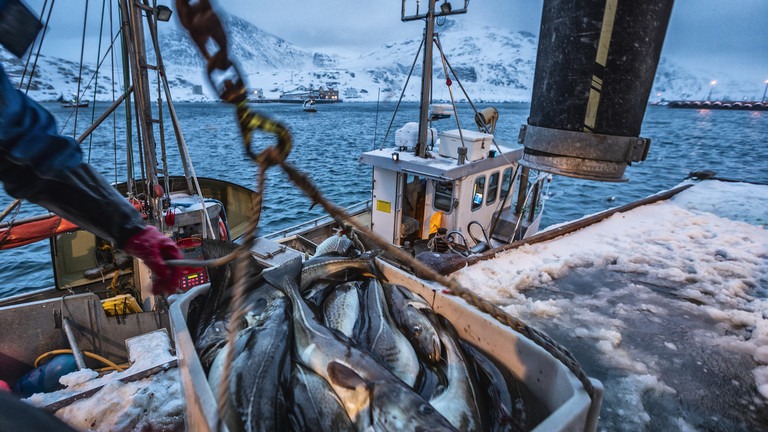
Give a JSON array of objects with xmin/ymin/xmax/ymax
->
[
  {"xmin": 401, "ymin": 0, "xmax": 469, "ymax": 158},
  {"xmin": 401, "ymin": 0, "xmax": 469, "ymax": 21}
]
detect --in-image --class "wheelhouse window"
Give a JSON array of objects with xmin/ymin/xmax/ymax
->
[
  {"xmin": 500, "ymin": 168, "xmax": 514, "ymax": 201},
  {"xmin": 487, "ymin": 171, "xmax": 499, "ymax": 205},
  {"xmin": 471, "ymin": 176, "xmax": 485, "ymax": 211},
  {"xmin": 433, "ymin": 180, "xmax": 454, "ymax": 213}
]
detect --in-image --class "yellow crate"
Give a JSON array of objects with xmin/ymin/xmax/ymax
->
[{"xmin": 101, "ymin": 294, "xmax": 143, "ymax": 316}]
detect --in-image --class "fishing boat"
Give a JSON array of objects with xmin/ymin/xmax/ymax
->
[
  {"xmin": 303, "ymin": 99, "xmax": 317, "ymax": 112},
  {"xmin": 0, "ymin": 1, "xmax": 254, "ymax": 427},
  {"xmin": 168, "ymin": 1, "xmax": 630, "ymax": 431},
  {"xmin": 57, "ymin": 94, "xmax": 89, "ymax": 108}
]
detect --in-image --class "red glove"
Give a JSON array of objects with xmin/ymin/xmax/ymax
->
[{"xmin": 122, "ymin": 226, "xmax": 184, "ymax": 295}]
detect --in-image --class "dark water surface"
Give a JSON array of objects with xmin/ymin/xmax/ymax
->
[{"xmin": 1, "ymin": 102, "xmax": 767, "ymax": 296}]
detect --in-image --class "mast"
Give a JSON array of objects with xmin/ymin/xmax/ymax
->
[
  {"xmin": 415, "ymin": 0, "xmax": 437, "ymax": 159},
  {"xmin": 120, "ymin": 0, "xmax": 161, "ymax": 221},
  {"xmin": 401, "ymin": 0, "xmax": 468, "ymax": 159}
]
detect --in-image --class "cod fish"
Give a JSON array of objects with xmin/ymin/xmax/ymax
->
[
  {"xmin": 263, "ymin": 258, "xmax": 457, "ymax": 432},
  {"xmin": 383, "ymin": 283, "xmax": 442, "ymax": 364},
  {"xmin": 193, "ymin": 240, "xmax": 267, "ymax": 369},
  {"xmin": 299, "ymin": 252, "xmax": 379, "ymax": 293},
  {"xmin": 288, "ymin": 363, "xmax": 354, "ymax": 432},
  {"xmin": 429, "ymin": 315, "xmax": 483, "ymax": 432},
  {"xmin": 208, "ymin": 285, "xmax": 292, "ymax": 432},
  {"xmin": 356, "ymin": 279, "xmax": 420, "ymax": 387},
  {"xmin": 323, "ymin": 281, "xmax": 362, "ymax": 338},
  {"xmin": 460, "ymin": 341, "xmax": 524, "ymax": 432},
  {"xmin": 314, "ymin": 232, "xmax": 354, "ymax": 257}
]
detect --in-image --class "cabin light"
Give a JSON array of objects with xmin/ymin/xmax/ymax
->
[
  {"xmin": 440, "ymin": 1, "xmax": 452, "ymax": 14},
  {"xmin": 156, "ymin": 5, "xmax": 172, "ymax": 22},
  {"xmin": 392, "ymin": 152, "xmax": 400, "ymax": 162}
]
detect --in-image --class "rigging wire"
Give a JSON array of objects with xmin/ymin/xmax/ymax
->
[
  {"xmin": 87, "ymin": 0, "xmax": 110, "ymax": 163},
  {"xmin": 434, "ymin": 34, "xmax": 519, "ymax": 174},
  {"xmin": 110, "ymin": 0, "xmax": 119, "ymax": 185},
  {"xmin": 435, "ymin": 35, "xmax": 465, "ymax": 147},
  {"xmin": 18, "ymin": 0, "xmax": 50, "ymax": 92},
  {"xmin": 372, "ymin": 88, "xmax": 380, "ymax": 150},
  {"xmin": 380, "ymin": 35, "xmax": 425, "ymax": 149},
  {"xmin": 74, "ymin": 0, "xmax": 90, "ymax": 138}
]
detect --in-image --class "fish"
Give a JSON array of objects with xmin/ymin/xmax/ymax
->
[
  {"xmin": 461, "ymin": 341, "xmax": 524, "ymax": 432},
  {"xmin": 314, "ymin": 232, "xmax": 354, "ymax": 257},
  {"xmin": 191, "ymin": 239, "xmax": 267, "ymax": 369},
  {"xmin": 262, "ymin": 257, "xmax": 457, "ymax": 432},
  {"xmin": 196, "ymin": 319, "xmax": 228, "ymax": 370},
  {"xmin": 356, "ymin": 279, "xmax": 420, "ymax": 387},
  {"xmin": 299, "ymin": 251, "xmax": 379, "ymax": 292},
  {"xmin": 322, "ymin": 280, "xmax": 362, "ymax": 338},
  {"xmin": 411, "ymin": 361, "xmax": 447, "ymax": 401},
  {"xmin": 288, "ymin": 363, "xmax": 355, "ymax": 432},
  {"xmin": 207, "ymin": 284, "xmax": 292, "ymax": 432},
  {"xmin": 429, "ymin": 315, "xmax": 483, "ymax": 432},
  {"xmin": 383, "ymin": 283, "xmax": 442, "ymax": 364},
  {"xmin": 303, "ymin": 280, "xmax": 336, "ymax": 309}
]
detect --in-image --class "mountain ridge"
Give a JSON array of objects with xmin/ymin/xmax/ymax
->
[{"xmin": 3, "ymin": 15, "xmax": 763, "ymax": 104}]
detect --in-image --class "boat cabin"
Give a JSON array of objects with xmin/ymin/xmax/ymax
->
[{"xmin": 360, "ymin": 124, "xmax": 544, "ymax": 253}]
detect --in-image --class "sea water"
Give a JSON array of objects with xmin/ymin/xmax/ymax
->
[{"xmin": 1, "ymin": 102, "xmax": 767, "ymax": 297}]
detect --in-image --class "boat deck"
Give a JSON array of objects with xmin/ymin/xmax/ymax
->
[{"xmin": 453, "ymin": 179, "xmax": 768, "ymax": 430}]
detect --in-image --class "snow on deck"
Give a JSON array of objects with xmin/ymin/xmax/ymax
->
[
  {"xmin": 455, "ymin": 180, "xmax": 768, "ymax": 430},
  {"xmin": 24, "ymin": 330, "xmax": 183, "ymax": 431}
]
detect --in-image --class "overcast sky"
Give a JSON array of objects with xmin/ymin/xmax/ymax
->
[{"xmin": 19, "ymin": 0, "xmax": 768, "ymax": 84}]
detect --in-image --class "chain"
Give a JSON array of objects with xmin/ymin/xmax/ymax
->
[{"xmin": 173, "ymin": 0, "xmax": 595, "ymax": 417}]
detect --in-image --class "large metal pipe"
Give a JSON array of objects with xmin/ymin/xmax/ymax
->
[{"xmin": 519, "ymin": 0, "xmax": 674, "ymax": 181}]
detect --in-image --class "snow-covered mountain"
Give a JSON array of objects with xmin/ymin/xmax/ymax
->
[{"xmin": 3, "ymin": 15, "xmax": 762, "ymax": 104}]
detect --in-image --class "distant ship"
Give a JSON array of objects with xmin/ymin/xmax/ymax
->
[
  {"xmin": 668, "ymin": 100, "xmax": 767, "ymax": 111},
  {"xmin": 57, "ymin": 94, "xmax": 89, "ymax": 108}
]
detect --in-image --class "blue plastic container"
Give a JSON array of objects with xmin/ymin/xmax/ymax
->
[{"xmin": 12, "ymin": 354, "xmax": 78, "ymax": 397}]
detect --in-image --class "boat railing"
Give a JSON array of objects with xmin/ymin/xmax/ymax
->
[{"xmin": 263, "ymin": 200, "xmax": 372, "ymax": 240}]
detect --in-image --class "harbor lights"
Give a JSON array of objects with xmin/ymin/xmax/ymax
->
[
  {"xmin": 762, "ymin": 80, "xmax": 768, "ymax": 103},
  {"xmin": 707, "ymin": 80, "xmax": 717, "ymax": 101}
]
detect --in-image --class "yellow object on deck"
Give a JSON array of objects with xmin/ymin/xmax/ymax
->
[
  {"xmin": 429, "ymin": 211, "xmax": 443, "ymax": 235},
  {"xmin": 101, "ymin": 294, "xmax": 143, "ymax": 316}
]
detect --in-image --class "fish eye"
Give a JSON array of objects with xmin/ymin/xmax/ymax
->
[
  {"xmin": 418, "ymin": 403, "xmax": 434, "ymax": 415},
  {"xmin": 412, "ymin": 325, "xmax": 423, "ymax": 336}
]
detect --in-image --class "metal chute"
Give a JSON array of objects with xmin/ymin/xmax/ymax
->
[{"xmin": 520, "ymin": 0, "xmax": 674, "ymax": 181}]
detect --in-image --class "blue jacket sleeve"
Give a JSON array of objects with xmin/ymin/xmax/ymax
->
[{"xmin": 0, "ymin": 65, "xmax": 145, "ymax": 247}]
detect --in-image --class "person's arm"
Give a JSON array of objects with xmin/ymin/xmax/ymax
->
[{"xmin": 0, "ymin": 65, "xmax": 182, "ymax": 294}]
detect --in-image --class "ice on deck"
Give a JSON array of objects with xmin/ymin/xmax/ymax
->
[
  {"xmin": 25, "ymin": 329, "xmax": 183, "ymax": 431},
  {"xmin": 455, "ymin": 180, "xmax": 768, "ymax": 430}
]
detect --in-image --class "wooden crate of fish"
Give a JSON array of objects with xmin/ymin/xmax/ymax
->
[{"xmin": 169, "ymin": 240, "xmax": 603, "ymax": 431}]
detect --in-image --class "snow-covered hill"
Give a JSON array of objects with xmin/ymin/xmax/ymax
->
[{"xmin": 3, "ymin": 14, "xmax": 762, "ymax": 104}]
